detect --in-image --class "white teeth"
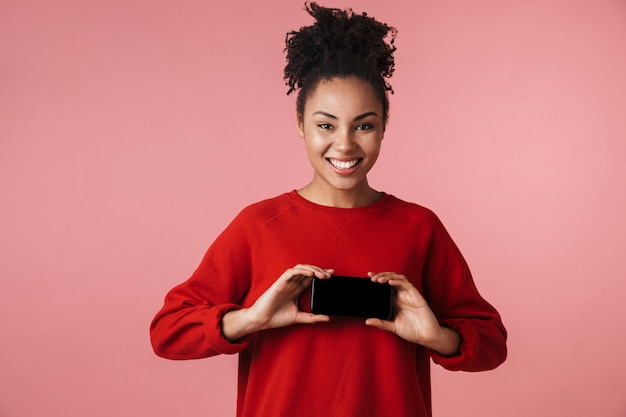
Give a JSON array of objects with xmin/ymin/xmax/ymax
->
[{"xmin": 329, "ymin": 159, "xmax": 359, "ymax": 169}]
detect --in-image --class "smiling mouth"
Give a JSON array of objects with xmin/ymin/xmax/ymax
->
[{"xmin": 327, "ymin": 158, "xmax": 362, "ymax": 169}]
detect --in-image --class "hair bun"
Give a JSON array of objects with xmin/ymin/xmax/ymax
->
[{"xmin": 284, "ymin": 2, "xmax": 397, "ymax": 95}]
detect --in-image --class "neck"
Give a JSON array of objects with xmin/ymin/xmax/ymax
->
[{"xmin": 297, "ymin": 183, "xmax": 381, "ymax": 208}]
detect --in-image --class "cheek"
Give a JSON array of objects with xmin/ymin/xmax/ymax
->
[
  {"xmin": 303, "ymin": 137, "xmax": 324, "ymax": 162},
  {"xmin": 365, "ymin": 139, "xmax": 383, "ymax": 158},
  {"xmin": 304, "ymin": 133, "xmax": 328, "ymax": 152}
]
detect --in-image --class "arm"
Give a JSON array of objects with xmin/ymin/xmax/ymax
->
[
  {"xmin": 421, "ymin": 215, "xmax": 507, "ymax": 371},
  {"xmin": 151, "ymin": 262, "xmax": 333, "ymax": 358},
  {"xmin": 149, "ymin": 214, "xmax": 255, "ymax": 359},
  {"xmin": 366, "ymin": 212, "xmax": 507, "ymax": 371},
  {"xmin": 366, "ymin": 273, "xmax": 461, "ymax": 357},
  {"xmin": 221, "ymin": 265, "xmax": 333, "ymax": 341}
]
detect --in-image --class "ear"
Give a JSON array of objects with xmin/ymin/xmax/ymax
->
[{"xmin": 296, "ymin": 113, "xmax": 305, "ymax": 138}]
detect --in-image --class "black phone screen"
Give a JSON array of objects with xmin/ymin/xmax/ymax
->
[{"xmin": 310, "ymin": 276, "xmax": 393, "ymax": 320}]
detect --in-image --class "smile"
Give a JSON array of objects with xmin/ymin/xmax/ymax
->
[{"xmin": 327, "ymin": 158, "xmax": 362, "ymax": 169}]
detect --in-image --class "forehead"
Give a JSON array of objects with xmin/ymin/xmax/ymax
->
[{"xmin": 304, "ymin": 77, "xmax": 382, "ymax": 115}]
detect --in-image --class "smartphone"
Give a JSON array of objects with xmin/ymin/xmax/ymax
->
[{"xmin": 310, "ymin": 275, "xmax": 393, "ymax": 320}]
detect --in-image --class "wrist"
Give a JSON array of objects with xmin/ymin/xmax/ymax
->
[
  {"xmin": 221, "ymin": 307, "xmax": 260, "ymax": 342},
  {"xmin": 424, "ymin": 326, "xmax": 461, "ymax": 357}
]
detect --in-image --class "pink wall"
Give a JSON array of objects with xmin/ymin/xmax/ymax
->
[{"xmin": 1, "ymin": 1, "xmax": 625, "ymax": 416}]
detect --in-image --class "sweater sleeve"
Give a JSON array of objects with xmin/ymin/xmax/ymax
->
[
  {"xmin": 422, "ymin": 214, "xmax": 507, "ymax": 372},
  {"xmin": 150, "ymin": 210, "xmax": 255, "ymax": 360}
]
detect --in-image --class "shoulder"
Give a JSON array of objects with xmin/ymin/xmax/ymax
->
[
  {"xmin": 385, "ymin": 194, "xmax": 442, "ymax": 227},
  {"xmin": 381, "ymin": 194, "xmax": 458, "ymax": 245},
  {"xmin": 230, "ymin": 192, "xmax": 297, "ymax": 228},
  {"xmin": 214, "ymin": 192, "xmax": 296, "ymax": 245},
  {"xmin": 238, "ymin": 192, "xmax": 295, "ymax": 217},
  {"xmin": 385, "ymin": 195, "xmax": 464, "ymax": 255}
]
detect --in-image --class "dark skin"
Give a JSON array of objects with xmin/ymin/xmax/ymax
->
[
  {"xmin": 221, "ymin": 77, "xmax": 461, "ymax": 357},
  {"xmin": 221, "ymin": 266, "xmax": 460, "ymax": 357}
]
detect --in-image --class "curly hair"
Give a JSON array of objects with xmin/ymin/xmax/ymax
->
[{"xmin": 284, "ymin": 2, "xmax": 397, "ymax": 124}]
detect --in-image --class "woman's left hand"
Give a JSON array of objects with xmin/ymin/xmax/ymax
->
[{"xmin": 365, "ymin": 272, "xmax": 461, "ymax": 356}]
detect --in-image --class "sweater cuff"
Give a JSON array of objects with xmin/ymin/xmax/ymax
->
[
  {"xmin": 429, "ymin": 318, "xmax": 479, "ymax": 371},
  {"xmin": 204, "ymin": 303, "xmax": 250, "ymax": 355}
]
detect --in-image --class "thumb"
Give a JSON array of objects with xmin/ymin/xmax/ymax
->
[
  {"xmin": 365, "ymin": 318, "xmax": 395, "ymax": 333},
  {"xmin": 295, "ymin": 312, "xmax": 330, "ymax": 324}
]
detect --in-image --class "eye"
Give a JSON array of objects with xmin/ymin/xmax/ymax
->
[
  {"xmin": 317, "ymin": 123, "xmax": 333, "ymax": 130},
  {"xmin": 356, "ymin": 123, "xmax": 374, "ymax": 131}
]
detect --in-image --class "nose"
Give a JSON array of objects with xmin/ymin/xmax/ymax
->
[{"xmin": 333, "ymin": 128, "xmax": 356, "ymax": 152}]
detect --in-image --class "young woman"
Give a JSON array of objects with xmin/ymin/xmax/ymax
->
[{"xmin": 150, "ymin": 4, "xmax": 507, "ymax": 417}]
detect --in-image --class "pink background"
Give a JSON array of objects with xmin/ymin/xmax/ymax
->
[{"xmin": 1, "ymin": 0, "xmax": 625, "ymax": 416}]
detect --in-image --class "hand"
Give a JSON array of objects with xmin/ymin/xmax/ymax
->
[
  {"xmin": 221, "ymin": 264, "xmax": 332, "ymax": 341},
  {"xmin": 365, "ymin": 272, "xmax": 461, "ymax": 356},
  {"xmin": 249, "ymin": 264, "xmax": 333, "ymax": 329}
]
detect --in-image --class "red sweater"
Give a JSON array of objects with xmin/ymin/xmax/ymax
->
[{"xmin": 150, "ymin": 191, "xmax": 507, "ymax": 417}]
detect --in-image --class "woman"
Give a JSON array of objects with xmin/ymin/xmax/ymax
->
[{"xmin": 150, "ymin": 3, "xmax": 507, "ymax": 416}]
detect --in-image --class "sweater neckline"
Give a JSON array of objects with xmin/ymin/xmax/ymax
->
[{"xmin": 286, "ymin": 190, "xmax": 392, "ymax": 215}]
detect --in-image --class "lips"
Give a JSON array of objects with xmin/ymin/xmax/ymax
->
[{"xmin": 327, "ymin": 158, "xmax": 362, "ymax": 170}]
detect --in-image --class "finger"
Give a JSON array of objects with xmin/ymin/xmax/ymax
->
[
  {"xmin": 368, "ymin": 271, "xmax": 390, "ymax": 282},
  {"xmin": 293, "ymin": 264, "xmax": 333, "ymax": 278},
  {"xmin": 315, "ymin": 269, "xmax": 334, "ymax": 279},
  {"xmin": 387, "ymin": 279, "xmax": 428, "ymax": 308},
  {"xmin": 385, "ymin": 278, "xmax": 414, "ymax": 289},
  {"xmin": 311, "ymin": 266, "xmax": 334, "ymax": 278},
  {"xmin": 369, "ymin": 272, "xmax": 407, "ymax": 284},
  {"xmin": 294, "ymin": 312, "xmax": 330, "ymax": 324},
  {"xmin": 365, "ymin": 318, "xmax": 396, "ymax": 333},
  {"xmin": 283, "ymin": 267, "xmax": 318, "ymax": 282}
]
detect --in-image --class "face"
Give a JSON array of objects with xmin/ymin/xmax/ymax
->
[{"xmin": 297, "ymin": 76, "xmax": 385, "ymax": 206}]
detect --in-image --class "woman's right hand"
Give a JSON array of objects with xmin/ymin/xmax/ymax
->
[{"xmin": 221, "ymin": 264, "xmax": 333, "ymax": 341}]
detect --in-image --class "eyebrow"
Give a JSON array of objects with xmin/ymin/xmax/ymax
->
[{"xmin": 312, "ymin": 111, "xmax": 379, "ymax": 121}]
